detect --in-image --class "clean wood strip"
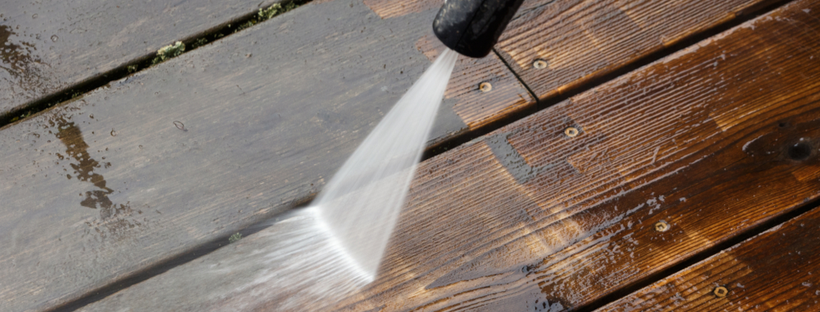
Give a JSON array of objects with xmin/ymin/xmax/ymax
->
[
  {"xmin": 0, "ymin": 0, "xmax": 288, "ymax": 117},
  {"xmin": 598, "ymin": 206, "xmax": 820, "ymax": 311},
  {"xmin": 497, "ymin": 0, "xmax": 781, "ymax": 101},
  {"xmin": 0, "ymin": 1, "xmax": 529, "ymax": 310},
  {"xmin": 363, "ymin": 0, "xmax": 780, "ymax": 132},
  {"xmin": 79, "ymin": 0, "xmax": 820, "ymax": 311}
]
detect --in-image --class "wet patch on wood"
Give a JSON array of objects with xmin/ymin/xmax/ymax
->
[{"xmin": 599, "ymin": 201, "xmax": 820, "ymax": 311}]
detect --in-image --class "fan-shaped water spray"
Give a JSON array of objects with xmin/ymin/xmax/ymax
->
[
  {"xmin": 200, "ymin": 49, "xmax": 459, "ymax": 311},
  {"xmin": 313, "ymin": 48, "xmax": 458, "ymax": 280}
]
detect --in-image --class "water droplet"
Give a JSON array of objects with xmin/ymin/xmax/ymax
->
[
  {"xmin": 51, "ymin": 35, "xmax": 58, "ymax": 42},
  {"xmin": 32, "ymin": 14, "xmax": 38, "ymax": 19},
  {"xmin": 174, "ymin": 121, "xmax": 186, "ymax": 131},
  {"xmin": 110, "ymin": 129, "xmax": 117, "ymax": 137},
  {"xmin": 804, "ymin": 282, "xmax": 813, "ymax": 287},
  {"xmin": 138, "ymin": 145, "xmax": 143, "ymax": 150}
]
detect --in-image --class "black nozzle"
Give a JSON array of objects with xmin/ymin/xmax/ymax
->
[{"xmin": 432, "ymin": 0, "xmax": 525, "ymax": 58}]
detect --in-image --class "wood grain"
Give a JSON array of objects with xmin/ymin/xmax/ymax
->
[
  {"xmin": 598, "ymin": 207, "xmax": 820, "ymax": 311},
  {"xmin": 0, "ymin": 0, "xmax": 530, "ymax": 311},
  {"xmin": 0, "ymin": 0, "xmax": 291, "ymax": 118},
  {"xmin": 78, "ymin": 0, "xmax": 820, "ymax": 311},
  {"xmin": 496, "ymin": 0, "xmax": 780, "ymax": 101},
  {"xmin": 416, "ymin": 34, "xmax": 532, "ymax": 130}
]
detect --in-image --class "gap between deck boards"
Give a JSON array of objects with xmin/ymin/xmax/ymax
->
[
  {"xmin": 577, "ymin": 197, "xmax": 820, "ymax": 312},
  {"xmin": 0, "ymin": 0, "xmax": 309, "ymax": 130},
  {"xmin": 423, "ymin": 0, "xmax": 794, "ymax": 161}
]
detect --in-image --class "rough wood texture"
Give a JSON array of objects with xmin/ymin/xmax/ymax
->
[
  {"xmin": 598, "ymin": 207, "xmax": 820, "ymax": 311},
  {"xmin": 79, "ymin": 0, "xmax": 820, "ymax": 311},
  {"xmin": 0, "ymin": 0, "xmax": 530, "ymax": 310},
  {"xmin": 0, "ymin": 0, "xmax": 289, "ymax": 118},
  {"xmin": 496, "ymin": 0, "xmax": 780, "ymax": 101}
]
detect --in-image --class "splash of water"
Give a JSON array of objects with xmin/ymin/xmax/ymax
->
[
  {"xmin": 80, "ymin": 51, "xmax": 458, "ymax": 312},
  {"xmin": 314, "ymin": 48, "xmax": 458, "ymax": 280},
  {"xmin": 205, "ymin": 49, "xmax": 458, "ymax": 310}
]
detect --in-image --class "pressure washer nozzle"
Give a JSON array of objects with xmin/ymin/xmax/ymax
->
[{"xmin": 432, "ymin": 0, "xmax": 525, "ymax": 58}]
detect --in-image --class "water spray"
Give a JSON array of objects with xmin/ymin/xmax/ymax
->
[{"xmin": 212, "ymin": 2, "xmax": 529, "ymax": 309}]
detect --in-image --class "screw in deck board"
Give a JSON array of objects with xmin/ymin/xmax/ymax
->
[
  {"xmin": 564, "ymin": 127, "xmax": 579, "ymax": 138},
  {"xmin": 654, "ymin": 220, "xmax": 669, "ymax": 232},
  {"xmin": 533, "ymin": 59, "xmax": 548, "ymax": 69},
  {"xmin": 713, "ymin": 286, "xmax": 728, "ymax": 298},
  {"xmin": 479, "ymin": 82, "xmax": 493, "ymax": 92}
]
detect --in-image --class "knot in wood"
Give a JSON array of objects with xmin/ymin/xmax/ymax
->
[{"xmin": 788, "ymin": 142, "xmax": 812, "ymax": 161}]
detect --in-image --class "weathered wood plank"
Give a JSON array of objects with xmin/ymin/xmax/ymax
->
[
  {"xmin": 496, "ymin": 0, "xmax": 781, "ymax": 101},
  {"xmin": 598, "ymin": 207, "xmax": 820, "ymax": 311},
  {"xmin": 78, "ymin": 0, "xmax": 820, "ymax": 311},
  {"xmin": 0, "ymin": 0, "xmax": 531, "ymax": 310},
  {"xmin": 0, "ymin": 0, "xmax": 292, "ymax": 118}
]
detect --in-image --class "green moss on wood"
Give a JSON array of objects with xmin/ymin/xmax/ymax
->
[
  {"xmin": 151, "ymin": 41, "xmax": 186, "ymax": 65},
  {"xmin": 229, "ymin": 232, "xmax": 242, "ymax": 243}
]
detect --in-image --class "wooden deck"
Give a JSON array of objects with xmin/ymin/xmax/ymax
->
[{"xmin": 1, "ymin": 0, "xmax": 818, "ymax": 311}]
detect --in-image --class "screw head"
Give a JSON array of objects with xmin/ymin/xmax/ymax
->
[
  {"xmin": 564, "ymin": 127, "xmax": 579, "ymax": 137},
  {"xmin": 654, "ymin": 220, "xmax": 669, "ymax": 232},
  {"xmin": 714, "ymin": 286, "xmax": 728, "ymax": 298},
  {"xmin": 533, "ymin": 59, "xmax": 548, "ymax": 69},
  {"xmin": 479, "ymin": 82, "xmax": 493, "ymax": 92}
]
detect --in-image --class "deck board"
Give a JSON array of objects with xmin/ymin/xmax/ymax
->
[
  {"xmin": 598, "ymin": 206, "xmax": 820, "ymax": 311},
  {"xmin": 0, "ymin": 1, "xmax": 531, "ymax": 310},
  {"xmin": 496, "ymin": 0, "xmax": 781, "ymax": 101},
  {"xmin": 0, "ymin": 0, "xmax": 289, "ymax": 118},
  {"xmin": 78, "ymin": 0, "xmax": 820, "ymax": 311}
]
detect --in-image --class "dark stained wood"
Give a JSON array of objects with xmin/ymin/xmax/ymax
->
[
  {"xmin": 0, "ymin": 0, "xmax": 292, "ymax": 117},
  {"xmin": 0, "ymin": 1, "xmax": 530, "ymax": 310},
  {"xmin": 496, "ymin": 0, "xmax": 781, "ymax": 101},
  {"xmin": 77, "ymin": 0, "xmax": 820, "ymax": 311},
  {"xmin": 598, "ymin": 207, "xmax": 820, "ymax": 311}
]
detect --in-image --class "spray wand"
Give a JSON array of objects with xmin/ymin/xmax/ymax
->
[{"xmin": 432, "ymin": 0, "xmax": 526, "ymax": 58}]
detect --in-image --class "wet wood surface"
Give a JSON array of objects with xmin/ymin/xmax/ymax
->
[
  {"xmin": 598, "ymin": 205, "xmax": 820, "ymax": 311},
  {"xmin": 497, "ymin": 0, "xmax": 781, "ymax": 101},
  {"xmin": 0, "ymin": 1, "xmax": 531, "ymax": 310},
  {"xmin": 0, "ymin": 0, "xmax": 294, "ymax": 118},
  {"xmin": 79, "ymin": 0, "xmax": 820, "ymax": 311}
]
